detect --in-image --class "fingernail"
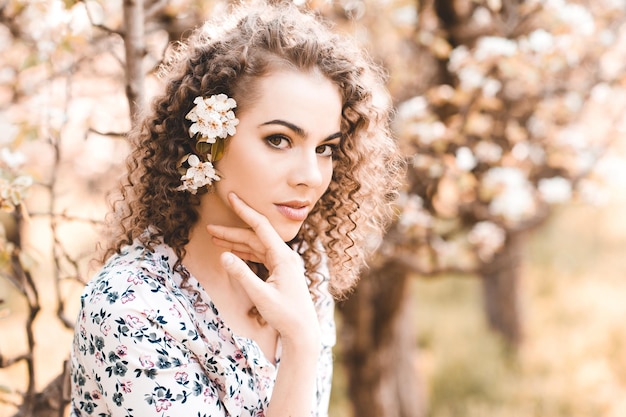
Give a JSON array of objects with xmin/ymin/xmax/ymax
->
[{"xmin": 221, "ymin": 252, "xmax": 234, "ymax": 266}]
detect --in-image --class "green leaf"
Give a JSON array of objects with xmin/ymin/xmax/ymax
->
[
  {"xmin": 194, "ymin": 141, "xmax": 211, "ymax": 156},
  {"xmin": 211, "ymin": 139, "xmax": 225, "ymax": 162}
]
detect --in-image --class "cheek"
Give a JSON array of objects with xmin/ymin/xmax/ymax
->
[
  {"xmin": 213, "ymin": 156, "xmax": 267, "ymax": 202},
  {"xmin": 324, "ymin": 160, "xmax": 336, "ymax": 186}
]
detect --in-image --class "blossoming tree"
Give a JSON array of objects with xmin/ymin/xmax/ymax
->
[
  {"xmin": 0, "ymin": 1, "xmax": 216, "ymax": 415},
  {"xmin": 336, "ymin": 0, "xmax": 626, "ymax": 416}
]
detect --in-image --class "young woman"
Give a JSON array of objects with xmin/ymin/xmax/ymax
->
[{"xmin": 70, "ymin": 2, "xmax": 403, "ymax": 416}]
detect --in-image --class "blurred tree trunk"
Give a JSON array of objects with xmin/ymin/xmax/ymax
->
[
  {"xmin": 123, "ymin": 0, "xmax": 146, "ymax": 121},
  {"xmin": 12, "ymin": 363, "xmax": 70, "ymax": 417},
  {"xmin": 339, "ymin": 260, "xmax": 426, "ymax": 417},
  {"xmin": 11, "ymin": 2, "xmax": 150, "ymax": 417},
  {"xmin": 430, "ymin": 0, "xmax": 525, "ymax": 347},
  {"xmin": 480, "ymin": 232, "xmax": 525, "ymax": 347}
]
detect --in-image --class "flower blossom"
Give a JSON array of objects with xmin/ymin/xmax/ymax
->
[
  {"xmin": 538, "ymin": 176, "xmax": 572, "ymax": 204},
  {"xmin": 155, "ymin": 398, "xmax": 171, "ymax": 412},
  {"xmin": 482, "ymin": 167, "xmax": 537, "ymax": 224},
  {"xmin": 0, "ymin": 175, "xmax": 33, "ymax": 212},
  {"xmin": 474, "ymin": 141, "xmax": 502, "ymax": 163},
  {"xmin": 397, "ymin": 193, "xmax": 432, "ymax": 233},
  {"xmin": 474, "ymin": 36, "xmax": 518, "ymax": 60},
  {"xmin": 178, "ymin": 94, "xmax": 238, "ymax": 193},
  {"xmin": 186, "ymin": 94, "xmax": 239, "ymax": 143},
  {"xmin": 176, "ymin": 154, "xmax": 221, "ymax": 194},
  {"xmin": 1, "ymin": 148, "xmax": 26, "ymax": 169},
  {"xmin": 468, "ymin": 221, "xmax": 506, "ymax": 262},
  {"xmin": 455, "ymin": 147, "xmax": 477, "ymax": 171}
]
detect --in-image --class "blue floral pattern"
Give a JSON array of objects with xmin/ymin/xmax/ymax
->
[{"xmin": 70, "ymin": 241, "xmax": 336, "ymax": 416}]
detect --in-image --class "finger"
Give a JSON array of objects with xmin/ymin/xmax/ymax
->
[
  {"xmin": 230, "ymin": 250, "xmax": 263, "ymax": 264},
  {"xmin": 227, "ymin": 193, "xmax": 288, "ymax": 252},
  {"xmin": 211, "ymin": 236, "xmax": 260, "ymax": 255},
  {"xmin": 206, "ymin": 224, "xmax": 266, "ymax": 254},
  {"xmin": 220, "ymin": 252, "xmax": 272, "ymax": 302},
  {"xmin": 214, "ymin": 242, "xmax": 265, "ymax": 264}
]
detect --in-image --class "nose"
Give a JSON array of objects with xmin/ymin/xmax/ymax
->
[{"xmin": 288, "ymin": 148, "xmax": 325, "ymax": 188}]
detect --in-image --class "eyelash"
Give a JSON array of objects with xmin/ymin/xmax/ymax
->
[
  {"xmin": 316, "ymin": 144, "xmax": 337, "ymax": 158},
  {"xmin": 265, "ymin": 134, "xmax": 291, "ymax": 149},
  {"xmin": 264, "ymin": 135, "xmax": 338, "ymax": 158}
]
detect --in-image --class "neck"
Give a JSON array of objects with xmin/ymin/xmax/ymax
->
[
  {"xmin": 182, "ymin": 212, "xmax": 255, "ymax": 313},
  {"xmin": 183, "ymin": 220, "xmax": 223, "ymax": 283}
]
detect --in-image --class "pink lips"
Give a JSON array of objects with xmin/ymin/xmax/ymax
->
[{"xmin": 275, "ymin": 201, "xmax": 310, "ymax": 221}]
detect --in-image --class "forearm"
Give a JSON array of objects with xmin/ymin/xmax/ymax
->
[{"xmin": 266, "ymin": 337, "xmax": 321, "ymax": 417}]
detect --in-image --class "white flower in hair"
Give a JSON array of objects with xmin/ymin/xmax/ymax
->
[
  {"xmin": 186, "ymin": 94, "xmax": 239, "ymax": 143},
  {"xmin": 176, "ymin": 154, "xmax": 221, "ymax": 194},
  {"xmin": 177, "ymin": 93, "xmax": 239, "ymax": 194}
]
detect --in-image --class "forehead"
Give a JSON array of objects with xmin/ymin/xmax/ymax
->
[{"xmin": 237, "ymin": 70, "xmax": 343, "ymax": 133}]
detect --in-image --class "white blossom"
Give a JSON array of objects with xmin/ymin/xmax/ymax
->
[
  {"xmin": 0, "ymin": 175, "xmax": 33, "ymax": 211},
  {"xmin": 455, "ymin": 147, "xmax": 477, "ymax": 171},
  {"xmin": 468, "ymin": 221, "xmax": 506, "ymax": 261},
  {"xmin": 409, "ymin": 121, "xmax": 446, "ymax": 145},
  {"xmin": 554, "ymin": 3, "xmax": 595, "ymax": 36},
  {"xmin": 458, "ymin": 67, "xmax": 485, "ymax": 90},
  {"xmin": 512, "ymin": 142, "xmax": 530, "ymax": 160},
  {"xmin": 0, "ymin": 116, "xmax": 18, "ymax": 146},
  {"xmin": 1, "ymin": 148, "xmax": 26, "ymax": 169},
  {"xmin": 392, "ymin": 5, "xmax": 418, "ymax": 26},
  {"xmin": 448, "ymin": 45, "xmax": 470, "ymax": 72},
  {"xmin": 564, "ymin": 92, "xmax": 583, "ymax": 113},
  {"xmin": 527, "ymin": 115, "xmax": 547, "ymax": 138},
  {"xmin": 474, "ymin": 141, "xmax": 502, "ymax": 163},
  {"xmin": 482, "ymin": 167, "xmax": 537, "ymax": 223},
  {"xmin": 178, "ymin": 94, "xmax": 239, "ymax": 193},
  {"xmin": 19, "ymin": 0, "xmax": 71, "ymax": 58},
  {"xmin": 511, "ymin": 142, "xmax": 545, "ymax": 165},
  {"xmin": 397, "ymin": 193, "xmax": 432, "ymax": 232},
  {"xmin": 590, "ymin": 83, "xmax": 612, "ymax": 102},
  {"xmin": 482, "ymin": 78, "xmax": 502, "ymax": 97},
  {"xmin": 397, "ymin": 96, "xmax": 429, "ymax": 120},
  {"xmin": 176, "ymin": 155, "xmax": 220, "ymax": 194},
  {"xmin": 186, "ymin": 94, "xmax": 239, "ymax": 142},
  {"xmin": 474, "ymin": 36, "xmax": 518, "ymax": 61},
  {"xmin": 489, "ymin": 189, "xmax": 536, "ymax": 223},
  {"xmin": 538, "ymin": 176, "xmax": 572, "ymax": 204},
  {"xmin": 472, "ymin": 7, "xmax": 492, "ymax": 27},
  {"xmin": 527, "ymin": 29, "xmax": 554, "ymax": 53}
]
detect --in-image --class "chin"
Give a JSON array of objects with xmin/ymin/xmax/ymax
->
[
  {"xmin": 280, "ymin": 231, "xmax": 300, "ymax": 243},
  {"xmin": 276, "ymin": 224, "xmax": 303, "ymax": 243}
]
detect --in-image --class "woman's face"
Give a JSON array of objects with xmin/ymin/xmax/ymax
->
[{"xmin": 202, "ymin": 69, "xmax": 343, "ymax": 242}]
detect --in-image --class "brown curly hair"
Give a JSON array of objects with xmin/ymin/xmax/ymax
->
[{"xmin": 104, "ymin": 1, "xmax": 404, "ymax": 298}]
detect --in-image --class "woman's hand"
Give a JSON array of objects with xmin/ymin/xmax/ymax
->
[{"xmin": 206, "ymin": 193, "xmax": 321, "ymax": 351}]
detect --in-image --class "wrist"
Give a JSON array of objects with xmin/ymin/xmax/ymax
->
[{"xmin": 280, "ymin": 328, "xmax": 322, "ymax": 358}]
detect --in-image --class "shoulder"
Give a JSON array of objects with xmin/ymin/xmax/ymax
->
[{"xmin": 79, "ymin": 241, "xmax": 181, "ymax": 317}]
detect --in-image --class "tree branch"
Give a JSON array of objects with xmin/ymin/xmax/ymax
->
[{"xmin": 123, "ymin": 0, "xmax": 147, "ymax": 122}]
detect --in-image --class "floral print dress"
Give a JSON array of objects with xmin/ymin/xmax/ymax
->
[{"xmin": 70, "ymin": 241, "xmax": 336, "ymax": 417}]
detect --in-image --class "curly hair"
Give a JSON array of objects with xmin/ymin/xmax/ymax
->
[{"xmin": 104, "ymin": 1, "xmax": 404, "ymax": 298}]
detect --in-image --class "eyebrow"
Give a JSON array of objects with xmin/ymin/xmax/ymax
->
[{"xmin": 260, "ymin": 119, "xmax": 342, "ymax": 142}]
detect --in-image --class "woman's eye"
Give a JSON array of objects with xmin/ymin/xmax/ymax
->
[
  {"xmin": 316, "ymin": 144, "xmax": 337, "ymax": 157},
  {"xmin": 265, "ymin": 135, "xmax": 291, "ymax": 149}
]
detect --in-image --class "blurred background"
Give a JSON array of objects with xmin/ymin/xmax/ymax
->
[{"xmin": 1, "ymin": 0, "xmax": 626, "ymax": 416}]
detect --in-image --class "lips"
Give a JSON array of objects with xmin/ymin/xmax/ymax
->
[{"xmin": 275, "ymin": 201, "xmax": 310, "ymax": 222}]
